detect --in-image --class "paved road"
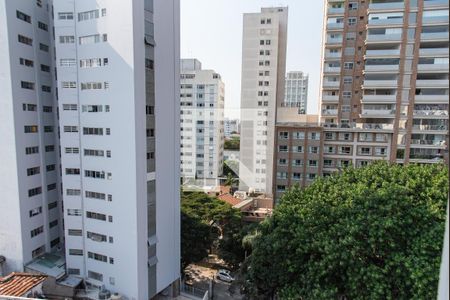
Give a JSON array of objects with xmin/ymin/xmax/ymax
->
[{"xmin": 212, "ymin": 279, "xmax": 243, "ymax": 300}]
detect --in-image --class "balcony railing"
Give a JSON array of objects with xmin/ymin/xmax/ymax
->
[
  {"xmin": 325, "ymin": 52, "xmax": 342, "ymax": 58},
  {"xmin": 419, "ymin": 48, "xmax": 449, "ymax": 56},
  {"xmin": 322, "ymin": 109, "xmax": 338, "ymax": 115},
  {"xmin": 368, "ymin": 2, "xmax": 405, "ymax": 11},
  {"xmin": 420, "ymin": 32, "xmax": 449, "ymax": 41},
  {"xmin": 414, "ymin": 94, "xmax": 449, "ymax": 102},
  {"xmin": 409, "ymin": 153, "xmax": 444, "ymax": 160},
  {"xmin": 361, "ymin": 109, "xmax": 396, "ymax": 116},
  {"xmin": 324, "ymin": 66, "xmax": 341, "ymax": 73},
  {"xmin": 364, "ymin": 64, "xmax": 400, "ymax": 72},
  {"xmin": 422, "ymin": 15, "xmax": 449, "ymax": 24},
  {"xmin": 366, "ymin": 34, "xmax": 402, "ymax": 42},
  {"xmin": 365, "ymin": 49, "xmax": 401, "ymax": 57},
  {"xmin": 416, "ymin": 79, "xmax": 449, "ymax": 88},
  {"xmin": 410, "ymin": 139, "xmax": 446, "ymax": 146},
  {"xmin": 327, "ymin": 23, "xmax": 344, "ymax": 30},
  {"xmin": 412, "ymin": 124, "xmax": 448, "ymax": 131},
  {"xmin": 328, "ymin": 7, "xmax": 345, "ymax": 14},
  {"xmin": 322, "ymin": 95, "xmax": 339, "ymax": 102},
  {"xmin": 413, "ymin": 110, "xmax": 449, "ymax": 117},
  {"xmin": 424, "ymin": 0, "xmax": 449, "ymax": 7},
  {"xmin": 356, "ymin": 123, "xmax": 394, "ymax": 130},
  {"xmin": 362, "ymin": 94, "xmax": 397, "ymax": 103},
  {"xmin": 417, "ymin": 63, "xmax": 449, "ymax": 72},
  {"xmin": 362, "ymin": 79, "xmax": 398, "ymax": 88},
  {"xmin": 323, "ymin": 81, "xmax": 340, "ymax": 88},
  {"xmin": 326, "ymin": 37, "xmax": 343, "ymax": 44},
  {"xmin": 368, "ymin": 18, "xmax": 404, "ymax": 26}
]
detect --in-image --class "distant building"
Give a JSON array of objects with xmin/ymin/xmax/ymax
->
[
  {"xmin": 239, "ymin": 7, "xmax": 289, "ymax": 194},
  {"xmin": 283, "ymin": 71, "xmax": 308, "ymax": 113},
  {"xmin": 224, "ymin": 119, "xmax": 240, "ymax": 137},
  {"xmin": 180, "ymin": 58, "xmax": 225, "ymax": 180}
]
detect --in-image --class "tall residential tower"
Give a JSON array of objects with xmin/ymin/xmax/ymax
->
[
  {"xmin": 239, "ymin": 7, "xmax": 288, "ymax": 194},
  {"xmin": 283, "ymin": 71, "xmax": 309, "ymax": 113}
]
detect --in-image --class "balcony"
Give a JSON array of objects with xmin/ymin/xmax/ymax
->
[
  {"xmin": 420, "ymin": 32, "xmax": 449, "ymax": 41},
  {"xmin": 322, "ymin": 109, "xmax": 338, "ymax": 116},
  {"xmin": 326, "ymin": 37, "xmax": 343, "ymax": 44},
  {"xmin": 368, "ymin": 2, "xmax": 405, "ymax": 11},
  {"xmin": 327, "ymin": 23, "xmax": 344, "ymax": 30},
  {"xmin": 410, "ymin": 139, "xmax": 447, "ymax": 147},
  {"xmin": 417, "ymin": 63, "xmax": 449, "ymax": 72},
  {"xmin": 356, "ymin": 123, "xmax": 394, "ymax": 130},
  {"xmin": 423, "ymin": 0, "xmax": 449, "ymax": 7},
  {"xmin": 325, "ymin": 52, "xmax": 342, "ymax": 58},
  {"xmin": 362, "ymin": 94, "xmax": 397, "ymax": 103},
  {"xmin": 422, "ymin": 15, "xmax": 449, "ymax": 24},
  {"xmin": 366, "ymin": 34, "xmax": 402, "ymax": 43},
  {"xmin": 361, "ymin": 109, "xmax": 396, "ymax": 117},
  {"xmin": 419, "ymin": 48, "xmax": 449, "ymax": 56},
  {"xmin": 323, "ymin": 81, "xmax": 340, "ymax": 88},
  {"xmin": 328, "ymin": 7, "xmax": 345, "ymax": 15},
  {"xmin": 416, "ymin": 79, "xmax": 449, "ymax": 88},
  {"xmin": 365, "ymin": 49, "xmax": 401, "ymax": 57},
  {"xmin": 324, "ymin": 66, "xmax": 341, "ymax": 73},
  {"xmin": 368, "ymin": 18, "xmax": 404, "ymax": 26},
  {"xmin": 414, "ymin": 94, "xmax": 449, "ymax": 103},
  {"xmin": 413, "ymin": 110, "xmax": 449, "ymax": 118},
  {"xmin": 412, "ymin": 124, "xmax": 448, "ymax": 132},
  {"xmin": 322, "ymin": 95, "xmax": 339, "ymax": 102},
  {"xmin": 362, "ymin": 79, "xmax": 398, "ymax": 88},
  {"xmin": 364, "ymin": 64, "xmax": 400, "ymax": 72}
]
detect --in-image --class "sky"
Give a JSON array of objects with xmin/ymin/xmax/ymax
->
[{"xmin": 180, "ymin": 0, "xmax": 325, "ymax": 119}]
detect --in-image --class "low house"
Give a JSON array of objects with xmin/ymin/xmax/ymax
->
[{"xmin": 0, "ymin": 272, "xmax": 47, "ymax": 298}]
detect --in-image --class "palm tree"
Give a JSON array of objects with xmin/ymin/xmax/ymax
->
[{"xmin": 224, "ymin": 172, "xmax": 238, "ymax": 187}]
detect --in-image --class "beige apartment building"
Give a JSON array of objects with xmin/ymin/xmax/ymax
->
[{"xmin": 273, "ymin": 0, "xmax": 448, "ymax": 200}]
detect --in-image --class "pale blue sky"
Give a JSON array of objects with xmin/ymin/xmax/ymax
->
[{"xmin": 180, "ymin": 0, "xmax": 325, "ymax": 118}]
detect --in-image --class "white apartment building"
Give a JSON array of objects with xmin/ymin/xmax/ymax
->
[
  {"xmin": 0, "ymin": 0, "xmax": 63, "ymax": 275},
  {"xmin": 224, "ymin": 118, "xmax": 240, "ymax": 137},
  {"xmin": 239, "ymin": 7, "xmax": 288, "ymax": 194},
  {"xmin": 52, "ymin": 0, "xmax": 180, "ymax": 298},
  {"xmin": 284, "ymin": 71, "xmax": 308, "ymax": 113},
  {"xmin": 180, "ymin": 59, "xmax": 224, "ymax": 181}
]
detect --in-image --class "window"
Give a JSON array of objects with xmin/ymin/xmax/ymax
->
[
  {"xmin": 349, "ymin": 2, "xmax": 358, "ymax": 10},
  {"xmin": 79, "ymin": 34, "xmax": 107, "ymax": 45},
  {"xmin": 84, "ymin": 149, "xmax": 104, "ymax": 157},
  {"xmin": 279, "ymin": 131, "xmax": 288, "ymax": 139},
  {"xmin": 68, "ymin": 229, "xmax": 82, "ymax": 236},
  {"xmin": 43, "ymin": 106, "xmax": 52, "ymax": 112},
  {"xmin": 59, "ymin": 35, "xmax": 75, "ymax": 44},
  {"xmin": 308, "ymin": 160, "xmax": 318, "ymax": 167},
  {"xmin": 68, "ymin": 268, "xmax": 80, "ymax": 275},
  {"xmin": 47, "ymin": 183, "xmax": 56, "ymax": 191},
  {"xmin": 24, "ymin": 125, "xmax": 38, "ymax": 133},
  {"xmin": 344, "ymin": 62, "xmax": 354, "ymax": 70},
  {"xmin": 39, "ymin": 43, "xmax": 49, "ymax": 52},
  {"xmin": 265, "ymin": 40, "xmax": 271, "ymax": 45},
  {"xmin": 29, "ymin": 207, "xmax": 42, "ymax": 217},
  {"xmin": 348, "ymin": 17, "xmax": 357, "ymax": 26},
  {"xmin": 278, "ymin": 145, "xmax": 288, "ymax": 152},
  {"xmin": 340, "ymin": 146, "xmax": 352, "ymax": 154},
  {"xmin": 46, "ymin": 164, "xmax": 55, "ymax": 172},
  {"xmin": 26, "ymin": 146, "xmax": 39, "ymax": 155},
  {"xmin": 309, "ymin": 146, "xmax": 319, "ymax": 154},
  {"xmin": 31, "ymin": 226, "xmax": 44, "ymax": 238},
  {"xmin": 85, "ymin": 170, "xmax": 106, "ymax": 179},
  {"xmin": 87, "ymin": 231, "xmax": 107, "ymax": 242},
  {"xmin": 18, "ymin": 34, "xmax": 33, "ymax": 46},
  {"xmin": 64, "ymin": 126, "xmax": 78, "ymax": 133},
  {"xmin": 58, "ymin": 12, "xmax": 74, "ymax": 20},
  {"xmin": 32, "ymin": 245, "xmax": 45, "ymax": 258},
  {"xmin": 309, "ymin": 132, "xmax": 320, "ymax": 140},
  {"xmin": 83, "ymin": 127, "xmax": 103, "ymax": 135},
  {"xmin": 16, "ymin": 10, "xmax": 31, "ymax": 23},
  {"xmin": 20, "ymin": 58, "xmax": 34, "ymax": 67},
  {"xmin": 293, "ymin": 132, "xmax": 305, "ymax": 139},
  {"xmin": 88, "ymin": 270, "xmax": 103, "ymax": 282},
  {"xmin": 80, "ymin": 58, "xmax": 104, "ymax": 68},
  {"xmin": 44, "ymin": 126, "xmax": 53, "ymax": 133},
  {"xmin": 60, "ymin": 59, "xmax": 76, "ymax": 67},
  {"xmin": 292, "ymin": 159, "xmax": 303, "ymax": 167},
  {"xmin": 23, "ymin": 104, "xmax": 37, "ymax": 111},
  {"xmin": 145, "ymin": 59, "xmax": 154, "ymax": 69},
  {"xmin": 82, "ymin": 105, "xmax": 103, "ymax": 112},
  {"xmin": 292, "ymin": 146, "xmax": 304, "ymax": 153},
  {"xmin": 66, "ymin": 189, "xmax": 81, "ymax": 196},
  {"xmin": 63, "ymin": 104, "xmax": 78, "ymax": 111},
  {"xmin": 88, "ymin": 251, "xmax": 107, "ymax": 263},
  {"xmin": 325, "ymin": 132, "xmax": 335, "ymax": 140},
  {"xmin": 85, "ymin": 191, "xmax": 106, "ymax": 200},
  {"xmin": 81, "ymin": 82, "xmax": 103, "ymax": 90},
  {"xmin": 38, "ymin": 21, "xmax": 48, "ymax": 31},
  {"xmin": 360, "ymin": 147, "xmax": 371, "ymax": 155},
  {"xmin": 69, "ymin": 249, "xmax": 83, "ymax": 256},
  {"xmin": 292, "ymin": 173, "xmax": 302, "ymax": 180},
  {"xmin": 27, "ymin": 166, "xmax": 40, "ymax": 176},
  {"xmin": 343, "ymin": 76, "xmax": 353, "ymax": 84},
  {"xmin": 41, "ymin": 85, "xmax": 51, "ymax": 93},
  {"xmin": 49, "ymin": 220, "xmax": 58, "ymax": 228},
  {"xmin": 67, "ymin": 209, "xmax": 82, "ymax": 216},
  {"xmin": 21, "ymin": 81, "xmax": 35, "ymax": 90},
  {"xmin": 86, "ymin": 211, "xmax": 107, "ymax": 221},
  {"xmin": 78, "ymin": 9, "xmax": 100, "ymax": 21},
  {"xmin": 45, "ymin": 145, "xmax": 54, "ymax": 152},
  {"xmin": 65, "ymin": 168, "xmax": 80, "ymax": 175},
  {"xmin": 65, "ymin": 147, "xmax": 79, "ymax": 154},
  {"xmin": 48, "ymin": 202, "xmax": 57, "ymax": 210},
  {"xmin": 308, "ymin": 173, "xmax": 317, "ymax": 180}
]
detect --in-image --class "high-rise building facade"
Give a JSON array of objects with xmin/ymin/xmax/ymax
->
[
  {"xmin": 53, "ymin": 0, "xmax": 180, "ymax": 297},
  {"xmin": 0, "ymin": 0, "xmax": 63, "ymax": 275},
  {"xmin": 239, "ymin": 7, "xmax": 288, "ymax": 194},
  {"xmin": 224, "ymin": 118, "xmax": 240, "ymax": 137},
  {"xmin": 180, "ymin": 59, "xmax": 224, "ymax": 181},
  {"xmin": 0, "ymin": 0, "xmax": 180, "ymax": 298},
  {"xmin": 283, "ymin": 71, "xmax": 309, "ymax": 113},
  {"xmin": 321, "ymin": 0, "xmax": 448, "ymax": 164},
  {"xmin": 273, "ymin": 0, "xmax": 448, "ymax": 199}
]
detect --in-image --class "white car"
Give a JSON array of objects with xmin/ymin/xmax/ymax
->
[{"xmin": 216, "ymin": 269, "xmax": 234, "ymax": 282}]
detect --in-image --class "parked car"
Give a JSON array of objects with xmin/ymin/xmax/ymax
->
[{"xmin": 216, "ymin": 269, "xmax": 234, "ymax": 282}]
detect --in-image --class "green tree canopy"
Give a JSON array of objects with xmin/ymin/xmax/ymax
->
[
  {"xmin": 224, "ymin": 137, "xmax": 240, "ymax": 150},
  {"xmin": 243, "ymin": 162, "xmax": 448, "ymax": 299}
]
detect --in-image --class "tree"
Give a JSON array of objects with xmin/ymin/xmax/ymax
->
[
  {"xmin": 224, "ymin": 137, "xmax": 240, "ymax": 150},
  {"xmin": 243, "ymin": 162, "xmax": 448, "ymax": 299},
  {"xmin": 223, "ymin": 160, "xmax": 239, "ymax": 178},
  {"xmin": 224, "ymin": 172, "xmax": 238, "ymax": 188},
  {"xmin": 181, "ymin": 192, "xmax": 244, "ymax": 270}
]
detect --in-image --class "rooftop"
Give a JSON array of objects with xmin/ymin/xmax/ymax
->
[
  {"xmin": 0, "ymin": 273, "xmax": 47, "ymax": 297},
  {"xmin": 24, "ymin": 251, "xmax": 65, "ymax": 279},
  {"xmin": 217, "ymin": 193, "xmax": 241, "ymax": 206}
]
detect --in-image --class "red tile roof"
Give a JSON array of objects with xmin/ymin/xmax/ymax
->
[
  {"xmin": 0, "ymin": 272, "xmax": 47, "ymax": 297},
  {"xmin": 218, "ymin": 193, "xmax": 241, "ymax": 206}
]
